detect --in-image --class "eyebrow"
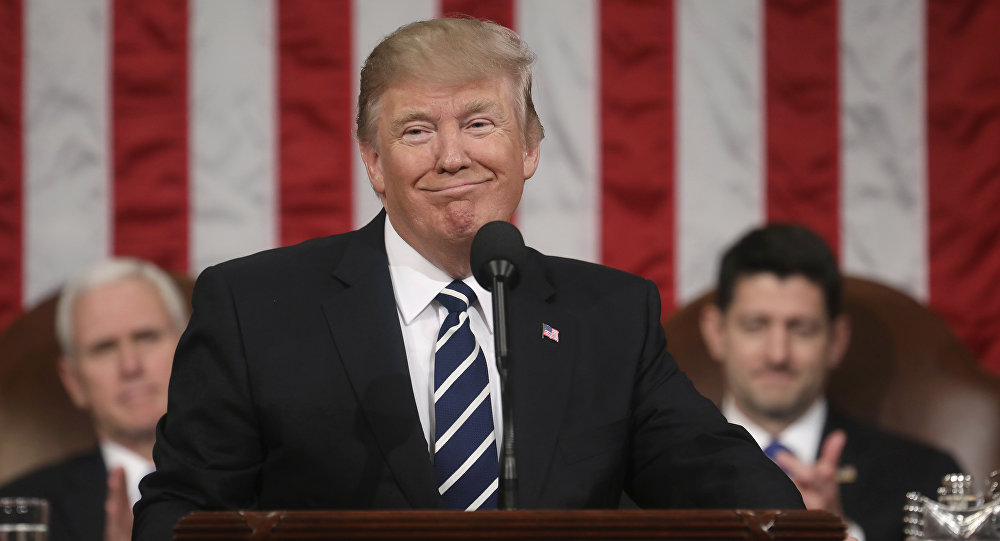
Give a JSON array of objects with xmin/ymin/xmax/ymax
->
[
  {"xmin": 460, "ymin": 98, "xmax": 504, "ymax": 120},
  {"xmin": 86, "ymin": 338, "xmax": 119, "ymax": 353},
  {"xmin": 389, "ymin": 110, "xmax": 437, "ymax": 135},
  {"xmin": 388, "ymin": 98, "xmax": 508, "ymax": 134}
]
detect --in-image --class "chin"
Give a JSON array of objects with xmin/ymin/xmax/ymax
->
[
  {"xmin": 441, "ymin": 209, "xmax": 480, "ymax": 234},
  {"xmin": 438, "ymin": 221, "xmax": 486, "ymax": 247},
  {"xmin": 748, "ymin": 394, "xmax": 800, "ymax": 418},
  {"xmin": 110, "ymin": 426, "xmax": 158, "ymax": 444},
  {"xmin": 762, "ymin": 407, "xmax": 799, "ymax": 421},
  {"xmin": 117, "ymin": 412, "xmax": 163, "ymax": 431}
]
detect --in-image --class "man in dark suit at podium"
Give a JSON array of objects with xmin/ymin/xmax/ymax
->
[
  {"xmin": 133, "ymin": 17, "xmax": 803, "ymax": 540},
  {"xmin": 700, "ymin": 224, "xmax": 961, "ymax": 541}
]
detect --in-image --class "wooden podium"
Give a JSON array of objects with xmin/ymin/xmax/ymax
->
[{"xmin": 174, "ymin": 509, "xmax": 845, "ymax": 540}]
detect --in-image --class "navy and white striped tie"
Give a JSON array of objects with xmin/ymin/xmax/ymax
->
[{"xmin": 433, "ymin": 280, "xmax": 499, "ymax": 510}]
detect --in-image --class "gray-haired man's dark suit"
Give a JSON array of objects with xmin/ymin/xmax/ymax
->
[{"xmin": 0, "ymin": 450, "xmax": 106, "ymax": 541}]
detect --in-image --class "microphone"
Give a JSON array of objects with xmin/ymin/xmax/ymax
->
[
  {"xmin": 471, "ymin": 220, "xmax": 525, "ymax": 292},
  {"xmin": 470, "ymin": 221, "xmax": 525, "ymax": 510}
]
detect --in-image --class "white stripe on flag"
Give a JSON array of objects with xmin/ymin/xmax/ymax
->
[
  {"xmin": 352, "ymin": 0, "xmax": 437, "ymax": 229},
  {"xmin": 516, "ymin": 0, "xmax": 600, "ymax": 263},
  {"xmin": 25, "ymin": 0, "xmax": 111, "ymax": 306},
  {"xmin": 677, "ymin": 0, "xmax": 765, "ymax": 303},
  {"xmin": 841, "ymin": 0, "xmax": 928, "ymax": 301},
  {"xmin": 191, "ymin": 0, "xmax": 277, "ymax": 273}
]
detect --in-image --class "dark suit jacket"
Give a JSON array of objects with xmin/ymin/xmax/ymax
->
[
  {"xmin": 133, "ymin": 213, "xmax": 803, "ymax": 540},
  {"xmin": 828, "ymin": 408, "xmax": 961, "ymax": 541},
  {"xmin": 0, "ymin": 449, "xmax": 106, "ymax": 541}
]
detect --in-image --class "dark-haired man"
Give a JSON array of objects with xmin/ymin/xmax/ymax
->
[{"xmin": 701, "ymin": 224, "xmax": 961, "ymax": 541}]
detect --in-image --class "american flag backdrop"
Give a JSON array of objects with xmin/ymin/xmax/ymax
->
[{"xmin": 0, "ymin": 0, "xmax": 998, "ymax": 374}]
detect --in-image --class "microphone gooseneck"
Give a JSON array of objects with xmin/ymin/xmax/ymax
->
[{"xmin": 470, "ymin": 220, "xmax": 525, "ymax": 510}]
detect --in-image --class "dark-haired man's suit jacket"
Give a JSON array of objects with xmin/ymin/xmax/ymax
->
[
  {"xmin": 0, "ymin": 450, "xmax": 106, "ymax": 541},
  {"xmin": 828, "ymin": 409, "xmax": 961, "ymax": 541},
  {"xmin": 133, "ymin": 213, "xmax": 804, "ymax": 541}
]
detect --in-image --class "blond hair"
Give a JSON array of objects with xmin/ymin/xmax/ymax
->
[{"xmin": 356, "ymin": 17, "xmax": 544, "ymax": 147}]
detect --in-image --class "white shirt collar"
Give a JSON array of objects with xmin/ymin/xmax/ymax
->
[
  {"xmin": 383, "ymin": 215, "xmax": 493, "ymax": 331},
  {"xmin": 722, "ymin": 396, "xmax": 827, "ymax": 464},
  {"xmin": 98, "ymin": 439, "xmax": 155, "ymax": 508}
]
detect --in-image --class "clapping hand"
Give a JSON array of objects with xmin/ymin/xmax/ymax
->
[
  {"xmin": 104, "ymin": 466, "xmax": 133, "ymax": 541},
  {"xmin": 773, "ymin": 429, "xmax": 848, "ymax": 517}
]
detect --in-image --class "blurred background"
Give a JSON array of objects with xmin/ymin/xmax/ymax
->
[{"xmin": 1, "ymin": 0, "xmax": 997, "ymax": 375}]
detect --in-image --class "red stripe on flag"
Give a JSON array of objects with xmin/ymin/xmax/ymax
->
[
  {"xmin": 112, "ymin": 0, "xmax": 189, "ymax": 272},
  {"xmin": 440, "ymin": 0, "xmax": 514, "ymax": 28},
  {"xmin": 0, "ymin": 0, "xmax": 23, "ymax": 332},
  {"xmin": 600, "ymin": 0, "xmax": 675, "ymax": 316},
  {"xmin": 278, "ymin": 0, "xmax": 353, "ymax": 246},
  {"xmin": 765, "ymin": 0, "xmax": 840, "ymax": 255},
  {"xmin": 926, "ymin": 0, "xmax": 1000, "ymax": 375}
]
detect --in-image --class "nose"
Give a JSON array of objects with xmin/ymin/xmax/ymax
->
[
  {"xmin": 435, "ymin": 124, "xmax": 472, "ymax": 174},
  {"xmin": 117, "ymin": 342, "xmax": 144, "ymax": 377},
  {"xmin": 764, "ymin": 327, "xmax": 791, "ymax": 366}
]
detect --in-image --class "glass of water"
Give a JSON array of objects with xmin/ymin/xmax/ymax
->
[{"xmin": 0, "ymin": 498, "xmax": 48, "ymax": 541}]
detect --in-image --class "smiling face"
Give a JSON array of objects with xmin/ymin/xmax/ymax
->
[
  {"xmin": 702, "ymin": 273, "xmax": 849, "ymax": 431},
  {"xmin": 59, "ymin": 277, "xmax": 179, "ymax": 445},
  {"xmin": 360, "ymin": 76, "xmax": 540, "ymax": 278}
]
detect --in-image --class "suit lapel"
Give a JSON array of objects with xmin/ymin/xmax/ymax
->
[
  {"xmin": 63, "ymin": 451, "xmax": 107, "ymax": 540},
  {"xmin": 506, "ymin": 253, "xmax": 576, "ymax": 508},
  {"xmin": 821, "ymin": 409, "xmax": 862, "ymax": 509},
  {"xmin": 822, "ymin": 409, "xmax": 858, "ymax": 465},
  {"xmin": 321, "ymin": 213, "xmax": 443, "ymax": 509}
]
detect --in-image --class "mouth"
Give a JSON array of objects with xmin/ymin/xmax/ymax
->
[
  {"xmin": 118, "ymin": 384, "xmax": 160, "ymax": 406},
  {"xmin": 423, "ymin": 178, "xmax": 489, "ymax": 195},
  {"xmin": 754, "ymin": 369, "xmax": 798, "ymax": 384}
]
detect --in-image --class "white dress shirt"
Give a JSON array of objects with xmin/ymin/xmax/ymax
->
[
  {"xmin": 384, "ymin": 216, "xmax": 504, "ymax": 457},
  {"xmin": 722, "ymin": 396, "xmax": 826, "ymax": 464},
  {"xmin": 99, "ymin": 439, "xmax": 155, "ymax": 508}
]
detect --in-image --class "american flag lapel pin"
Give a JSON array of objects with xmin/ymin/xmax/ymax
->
[{"xmin": 542, "ymin": 323, "xmax": 560, "ymax": 342}]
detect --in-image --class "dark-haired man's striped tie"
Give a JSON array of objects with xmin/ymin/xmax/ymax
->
[{"xmin": 433, "ymin": 280, "xmax": 498, "ymax": 510}]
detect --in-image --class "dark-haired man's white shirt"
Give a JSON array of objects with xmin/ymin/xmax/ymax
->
[{"xmin": 722, "ymin": 396, "xmax": 824, "ymax": 463}]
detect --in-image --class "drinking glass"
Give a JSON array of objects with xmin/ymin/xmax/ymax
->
[{"xmin": 0, "ymin": 498, "xmax": 48, "ymax": 541}]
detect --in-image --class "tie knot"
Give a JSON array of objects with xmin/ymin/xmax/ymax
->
[
  {"xmin": 764, "ymin": 440, "xmax": 793, "ymax": 462},
  {"xmin": 436, "ymin": 280, "xmax": 477, "ymax": 314}
]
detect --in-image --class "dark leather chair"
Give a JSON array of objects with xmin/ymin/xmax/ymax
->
[
  {"xmin": 0, "ymin": 275, "xmax": 194, "ymax": 487},
  {"xmin": 665, "ymin": 275, "xmax": 1000, "ymax": 485}
]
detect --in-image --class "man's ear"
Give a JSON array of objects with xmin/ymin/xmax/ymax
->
[
  {"xmin": 700, "ymin": 304, "xmax": 727, "ymax": 364},
  {"xmin": 522, "ymin": 141, "xmax": 540, "ymax": 180},
  {"xmin": 827, "ymin": 313, "xmax": 851, "ymax": 370},
  {"xmin": 359, "ymin": 143, "xmax": 386, "ymax": 198},
  {"xmin": 58, "ymin": 356, "xmax": 89, "ymax": 410}
]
